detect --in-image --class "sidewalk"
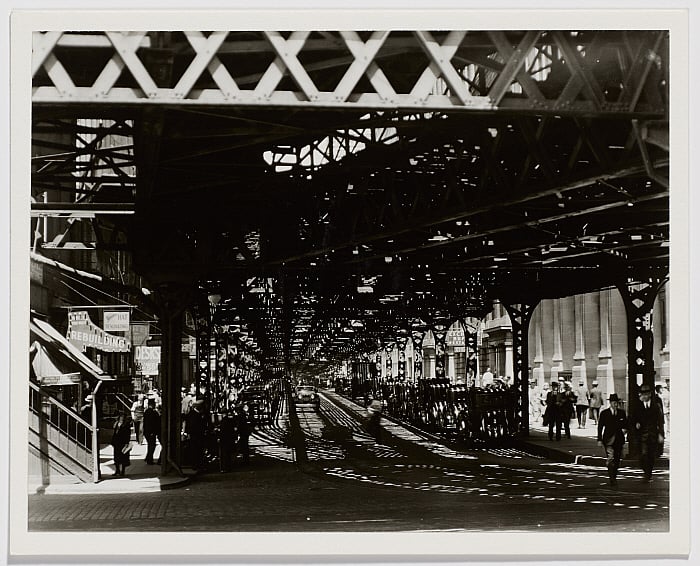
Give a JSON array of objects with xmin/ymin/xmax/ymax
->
[
  {"xmin": 517, "ymin": 419, "xmax": 670, "ymax": 468},
  {"xmin": 32, "ymin": 435, "xmax": 190, "ymax": 495}
]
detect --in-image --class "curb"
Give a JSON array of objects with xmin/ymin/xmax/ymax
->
[
  {"xmin": 517, "ymin": 440, "xmax": 670, "ymax": 469},
  {"xmin": 31, "ymin": 474, "xmax": 191, "ymax": 495}
]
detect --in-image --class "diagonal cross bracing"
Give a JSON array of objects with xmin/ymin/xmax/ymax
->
[{"xmin": 32, "ymin": 30, "xmax": 668, "ymax": 117}]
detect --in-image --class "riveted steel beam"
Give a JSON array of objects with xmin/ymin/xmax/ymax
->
[{"xmin": 32, "ymin": 30, "xmax": 668, "ymax": 117}]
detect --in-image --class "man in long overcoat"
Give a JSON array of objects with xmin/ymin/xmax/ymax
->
[
  {"xmin": 597, "ymin": 393, "xmax": 628, "ymax": 487},
  {"xmin": 631, "ymin": 383, "xmax": 665, "ymax": 483}
]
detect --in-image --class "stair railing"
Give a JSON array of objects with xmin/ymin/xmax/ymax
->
[{"xmin": 29, "ymin": 381, "xmax": 97, "ymax": 481}]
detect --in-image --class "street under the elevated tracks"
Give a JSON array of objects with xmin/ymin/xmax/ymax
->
[{"xmin": 28, "ymin": 388, "xmax": 668, "ymax": 533}]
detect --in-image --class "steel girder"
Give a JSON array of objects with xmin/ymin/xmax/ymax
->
[{"xmin": 33, "ymin": 31, "xmax": 667, "ymax": 117}]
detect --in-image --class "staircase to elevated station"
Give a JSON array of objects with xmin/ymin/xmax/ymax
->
[{"xmin": 28, "ymin": 382, "xmax": 96, "ymax": 488}]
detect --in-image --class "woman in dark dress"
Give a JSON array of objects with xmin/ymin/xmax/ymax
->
[{"xmin": 111, "ymin": 414, "xmax": 132, "ymax": 476}]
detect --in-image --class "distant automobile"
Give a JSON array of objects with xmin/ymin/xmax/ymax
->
[
  {"xmin": 294, "ymin": 385, "xmax": 320, "ymax": 412},
  {"xmin": 238, "ymin": 386, "xmax": 271, "ymax": 425}
]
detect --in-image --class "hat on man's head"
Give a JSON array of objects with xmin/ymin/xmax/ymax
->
[
  {"xmin": 579, "ymin": 379, "xmax": 584, "ymax": 385},
  {"xmin": 592, "ymin": 381, "xmax": 598, "ymax": 386},
  {"xmin": 640, "ymin": 384, "xmax": 652, "ymax": 393},
  {"xmin": 608, "ymin": 393, "xmax": 619, "ymax": 402}
]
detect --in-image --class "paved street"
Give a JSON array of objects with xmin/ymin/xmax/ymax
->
[{"xmin": 28, "ymin": 391, "xmax": 669, "ymax": 532}]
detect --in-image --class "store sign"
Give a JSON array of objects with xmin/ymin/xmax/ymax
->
[
  {"xmin": 135, "ymin": 345, "xmax": 161, "ymax": 375},
  {"xmin": 40, "ymin": 374, "xmax": 82, "ymax": 386},
  {"xmin": 189, "ymin": 336, "xmax": 197, "ymax": 359},
  {"xmin": 446, "ymin": 327, "xmax": 465, "ymax": 347},
  {"xmin": 104, "ymin": 311, "xmax": 130, "ymax": 332},
  {"xmin": 130, "ymin": 322, "xmax": 150, "ymax": 347},
  {"xmin": 67, "ymin": 311, "xmax": 131, "ymax": 352}
]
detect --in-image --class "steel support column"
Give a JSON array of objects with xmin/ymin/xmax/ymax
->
[
  {"xmin": 617, "ymin": 273, "xmax": 668, "ymax": 455},
  {"xmin": 503, "ymin": 302, "xmax": 538, "ymax": 436},
  {"xmin": 410, "ymin": 330, "xmax": 424, "ymax": 383},
  {"xmin": 462, "ymin": 318, "xmax": 480, "ymax": 387},
  {"xmin": 194, "ymin": 305, "xmax": 211, "ymax": 401},
  {"xmin": 430, "ymin": 322, "xmax": 449, "ymax": 380},
  {"xmin": 213, "ymin": 328, "xmax": 228, "ymax": 414},
  {"xmin": 156, "ymin": 283, "xmax": 193, "ymax": 476},
  {"xmin": 395, "ymin": 335, "xmax": 408, "ymax": 382}
]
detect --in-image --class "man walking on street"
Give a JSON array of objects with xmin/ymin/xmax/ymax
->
[
  {"xmin": 597, "ymin": 393, "xmax": 627, "ymax": 487},
  {"xmin": 574, "ymin": 379, "xmax": 590, "ymax": 428},
  {"xmin": 589, "ymin": 381, "xmax": 604, "ymax": 424},
  {"xmin": 185, "ymin": 399, "xmax": 208, "ymax": 471},
  {"xmin": 544, "ymin": 381, "xmax": 561, "ymax": 441},
  {"xmin": 143, "ymin": 398, "xmax": 160, "ymax": 465},
  {"xmin": 632, "ymin": 383, "xmax": 665, "ymax": 483}
]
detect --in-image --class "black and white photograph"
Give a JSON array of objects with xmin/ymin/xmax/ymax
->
[{"xmin": 5, "ymin": 6, "xmax": 694, "ymax": 563}]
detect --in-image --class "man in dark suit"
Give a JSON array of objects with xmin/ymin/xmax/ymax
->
[
  {"xmin": 142, "ymin": 398, "xmax": 160, "ymax": 465},
  {"xmin": 597, "ymin": 393, "xmax": 628, "ymax": 487},
  {"xmin": 632, "ymin": 383, "xmax": 665, "ymax": 483}
]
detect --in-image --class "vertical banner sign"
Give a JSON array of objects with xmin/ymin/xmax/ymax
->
[
  {"xmin": 103, "ymin": 311, "xmax": 130, "ymax": 332},
  {"xmin": 67, "ymin": 311, "xmax": 131, "ymax": 352}
]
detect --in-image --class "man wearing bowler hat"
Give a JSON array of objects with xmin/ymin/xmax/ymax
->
[
  {"xmin": 597, "ymin": 393, "xmax": 628, "ymax": 487},
  {"xmin": 632, "ymin": 383, "xmax": 665, "ymax": 483}
]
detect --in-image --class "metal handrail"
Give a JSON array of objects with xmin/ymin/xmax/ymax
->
[
  {"xmin": 111, "ymin": 391, "xmax": 134, "ymax": 412},
  {"xmin": 29, "ymin": 381, "xmax": 93, "ymax": 450},
  {"xmin": 29, "ymin": 381, "xmax": 92, "ymax": 427}
]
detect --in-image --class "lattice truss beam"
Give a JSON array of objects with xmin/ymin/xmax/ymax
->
[{"xmin": 33, "ymin": 30, "xmax": 667, "ymax": 116}]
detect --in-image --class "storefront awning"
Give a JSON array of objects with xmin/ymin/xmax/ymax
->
[{"xmin": 30, "ymin": 315, "xmax": 115, "ymax": 382}]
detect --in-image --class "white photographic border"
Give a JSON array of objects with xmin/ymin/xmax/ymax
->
[{"xmin": 3, "ymin": 3, "xmax": 695, "ymax": 565}]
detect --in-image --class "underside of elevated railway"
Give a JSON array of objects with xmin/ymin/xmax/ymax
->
[{"xmin": 28, "ymin": 28, "xmax": 671, "ymax": 478}]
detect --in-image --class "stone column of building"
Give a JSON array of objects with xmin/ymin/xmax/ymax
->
[
  {"xmin": 405, "ymin": 338, "xmax": 414, "ymax": 381},
  {"xmin": 596, "ymin": 289, "xmax": 614, "ymax": 394},
  {"xmin": 532, "ymin": 306, "xmax": 545, "ymax": 385},
  {"xmin": 572, "ymin": 294, "xmax": 587, "ymax": 383},
  {"xmin": 504, "ymin": 338, "xmax": 514, "ymax": 382},
  {"xmin": 658, "ymin": 284, "xmax": 670, "ymax": 381},
  {"xmin": 422, "ymin": 329, "xmax": 435, "ymax": 378},
  {"xmin": 551, "ymin": 298, "xmax": 564, "ymax": 380}
]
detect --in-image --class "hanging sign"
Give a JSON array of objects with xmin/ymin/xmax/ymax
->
[
  {"xmin": 135, "ymin": 345, "xmax": 161, "ymax": 375},
  {"xmin": 104, "ymin": 311, "xmax": 130, "ymax": 332},
  {"xmin": 67, "ymin": 311, "xmax": 131, "ymax": 353},
  {"xmin": 130, "ymin": 322, "xmax": 150, "ymax": 347},
  {"xmin": 446, "ymin": 327, "xmax": 465, "ymax": 347}
]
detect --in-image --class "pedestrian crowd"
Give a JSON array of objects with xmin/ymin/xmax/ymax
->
[
  {"xmin": 181, "ymin": 386, "xmax": 254, "ymax": 473},
  {"xmin": 535, "ymin": 377, "xmax": 667, "ymax": 488}
]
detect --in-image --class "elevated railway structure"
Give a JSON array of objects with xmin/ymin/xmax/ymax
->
[{"xmin": 30, "ymin": 29, "xmax": 670, "ymax": 472}]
